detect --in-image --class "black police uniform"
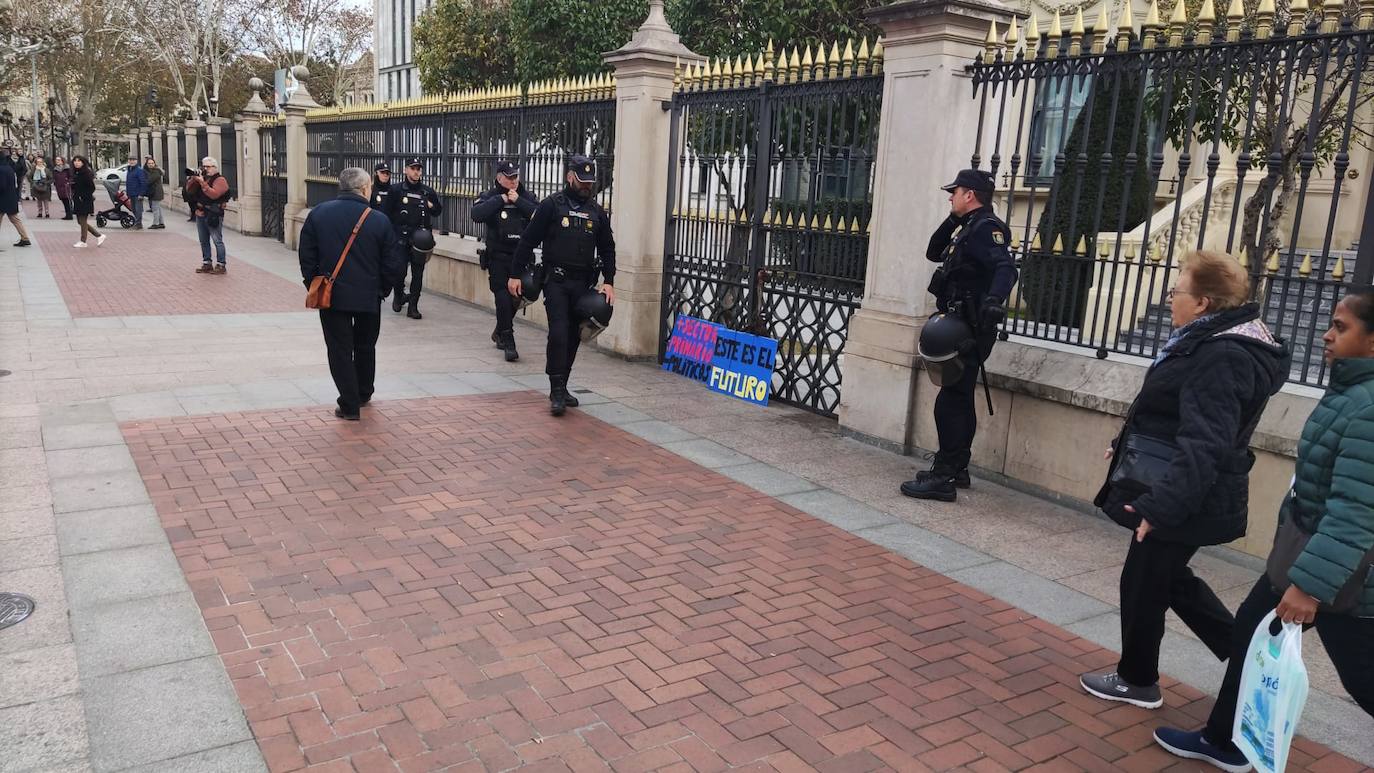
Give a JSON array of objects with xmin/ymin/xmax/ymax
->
[
  {"xmin": 370, "ymin": 163, "xmax": 393, "ymax": 213},
  {"xmin": 512, "ymin": 156, "xmax": 615, "ymax": 414},
  {"xmin": 383, "ymin": 158, "xmax": 444, "ymax": 318},
  {"xmin": 471, "ymin": 162, "xmax": 538, "ymax": 360},
  {"xmin": 903, "ymin": 169, "xmax": 1018, "ymax": 501}
]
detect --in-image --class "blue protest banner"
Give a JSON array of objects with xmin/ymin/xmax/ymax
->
[{"xmin": 662, "ymin": 315, "xmax": 776, "ymax": 406}]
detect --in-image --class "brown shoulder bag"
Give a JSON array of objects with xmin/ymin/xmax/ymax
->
[{"xmin": 306, "ymin": 208, "xmax": 372, "ymax": 309}]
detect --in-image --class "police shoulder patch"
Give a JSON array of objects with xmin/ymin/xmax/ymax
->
[
  {"xmin": 561, "ymin": 216, "xmax": 570, "ymax": 227},
  {"xmin": 992, "ymin": 231, "xmax": 1005, "ymax": 245}
]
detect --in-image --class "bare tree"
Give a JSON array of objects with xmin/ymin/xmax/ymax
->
[{"xmin": 115, "ymin": 0, "xmax": 242, "ymax": 117}]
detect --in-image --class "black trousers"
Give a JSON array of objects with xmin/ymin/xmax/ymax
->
[
  {"xmin": 543, "ymin": 275, "xmax": 594, "ymax": 378},
  {"xmin": 59, "ymin": 196, "xmax": 72, "ymax": 217},
  {"xmin": 319, "ymin": 309, "xmax": 381, "ymax": 413},
  {"xmin": 1117, "ymin": 536, "xmax": 1235, "ymax": 686},
  {"xmin": 394, "ymin": 240, "xmax": 425, "ymax": 303},
  {"xmin": 933, "ymin": 331, "xmax": 997, "ymax": 471},
  {"xmin": 1204, "ymin": 577, "xmax": 1374, "ymax": 749},
  {"xmin": 486, "ymin": 249, "xmax": 516, "ymax": 334}
]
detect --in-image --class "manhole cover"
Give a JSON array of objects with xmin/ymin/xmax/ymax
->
[
  {"xmin": 0, "ymin": 593, "xmax": 35, "ymax": 630},
  {"xmin": 0, "ymin": 370, "xmax": 11, "ymax": 378}
]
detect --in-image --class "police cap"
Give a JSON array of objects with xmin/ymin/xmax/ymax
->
[
  {"xmin": 404, "ymin": 156, "xmax": 423, "ymax": 169},
  {"xmin": 495, "ymin": 160, "xmax": 520, "ymax": 177},
  {"xmin": 566, "ymin": 155, "xmax": 597, "ymax": 182},
  {"xmin": 940, "ymin": 168, "xmax": 994, "ymax": 194},
  {"xmin": 374, "ymin": 162, "xmax": 390, "ymax": 174}
]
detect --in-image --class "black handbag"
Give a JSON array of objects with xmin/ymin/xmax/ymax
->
[{"xmin": 1107, "ymin": 432, "xmax": 1180, "ymax": 494}]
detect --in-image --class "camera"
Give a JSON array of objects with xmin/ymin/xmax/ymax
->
[{"xmin": 185, "ymin": 167, "xmax": 200, "ymax": 178}]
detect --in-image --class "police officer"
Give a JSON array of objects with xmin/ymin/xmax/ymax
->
[
  {"xmin": 510, "ymin": 155, "xmax": 615, "ymax": 416},
  {"xmin": 472, "ymin": 160, "xmax": 538, "ymax": 362},
  {"xmin": 384, "ymin": 157, "xmax": 444, "ymax": 319},
  {"xmin": 369, "ymin": 162, "xmax": 393, "ymax": 213},
  {"xmin": 901, "ymin": 169, "xmax": 1018, "ymax": 502}
]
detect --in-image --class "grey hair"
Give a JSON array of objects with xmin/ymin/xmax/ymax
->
[
  {"xmin": 338, "ymin": 167, "xmax": 370, "ymax": 195},
  {"xmin": 201, "ymin": 156, "xmax": 218, "ymax": 167}
]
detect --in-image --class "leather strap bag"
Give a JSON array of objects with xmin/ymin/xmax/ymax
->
[{"xmin": 306, "ymin": 208, "xmax": 371, "ymax": 310}]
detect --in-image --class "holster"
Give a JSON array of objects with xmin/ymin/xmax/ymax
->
[{"xmin": 478, "ymin": 248, "xmax": 489, "ymax": 271}]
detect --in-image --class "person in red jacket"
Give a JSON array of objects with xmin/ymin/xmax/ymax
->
[{"xmin": 185, "ymin": 156, "xmax": 231, "ymax": 274}]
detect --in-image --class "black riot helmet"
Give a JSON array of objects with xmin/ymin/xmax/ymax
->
[
  {"xmin": 575, "ymin": 290, "xmax": 614, "ymax": 343},
  {"xmin": 409, "ymin": 228, "xmax": 436, "ymax": 261},
  {"xmin": 514, "ymin": 267, "xmax": 542, "ymax": 311},
  {"xmin": 918, "ymin": 312, "xmax": 975, "ymax": 386}
]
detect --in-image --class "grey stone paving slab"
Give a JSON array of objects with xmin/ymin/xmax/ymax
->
[
  {"xmin": 73, "ymin": 318, "xmax": 127, "ymax": 330},
  {"xmin": 403, "ymin": 373, "xmax": 482, "ymax": 397},
  {"xmin": 45, "ymin": 445, "xmax": 138, "ymax": 480},
  {"xmin": 457, "ymin": 371, "xmax": 524, "ymax": 394},
  {"xmin": 857, "ymin": 522, "xmax": 1002, "ymax": 574},
  {"xmin": 291, "ymin": 376, "xmax": 342, "ymax": 403},
  {"xmin": 176, "ymin": 394, "xmax": 253, "ymax": 417},
  {"xmin": 41, "ymin": 402, "xmax": 116, "ymax": 428},
  {"xmin": 618, "ymin": 419, "xmax": 698, "ymax": 445},
  {"xmin": 0, "ymin": 565, "xmax": 73, "ymax": 654},
  {"xmin": 0, "ymin": 533, "xmax": 59, "ymax": 569},
  {"xmin": 948, "ymin": 561, "xmax": 1113, "ymax": 626},
  {"xmin": 50, "ymin": 471, "xmax": 152, "ymax": 514},
  {"xmin": 108, "ymin": 392, "xmax": 187, "ymax": 421},
  {"xmin": 777, "ymin": 489, "xmax": 900, "ymax": 532},
  {"xmin": 0, "ymin": 425, "xmax": 43, "ymax": 449},
  {"xmin": 56, "ymin": 505, "xmax": 168, "ymax": 556},
  {"xmin": 0, "ymin": 507, "xmax": 56, "ymax": 537},
  {"xmin": 0, "ymin": 643, "xmax": 81, "ymax": 708},
  {"xmin": 717, "ymin": 462, "xmax": 820, "ymax": 497},
  {"xmin": 234, "ymin": 380, "xmax": 315, "ymax": 408},
  {"xmin": 125, "ymin": 741, "xmax": 268, "ymax": 773},
  {"xmin": 170, "ymin": 383, "xmax": 238, "ymax": 399},
  {"xmin": 41, "ymin": 423, "xmax": 125, "ymax": 451},
  {"xmin": 0, "ymin": 695, "xmax": 89, "ymax": 772},
  {"xmin": 73, "ymin": 592, "xmax": 215, "ymax": 678},
  {"xmin": 577, "ymin": 402, "xmax": 654, "ymax": 427},
  {"xmin": 84, "ymin": 656, "xmax": 252, "ymax": 772},
  {"xmin": 661, "ymin": 437, "xmax": 757, "ymax": 470},
  {"xmin": 564, "ymin": 387, "xmax": 612, "ymax": 405},
  {"xmin": 62, "ymin": 544, "xmax": 189, "ymax": 610}
]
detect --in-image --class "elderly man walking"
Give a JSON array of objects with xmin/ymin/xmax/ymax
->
[{"xmin": 299, "ymin": 167, "xmax": 406, "ymax": 421}]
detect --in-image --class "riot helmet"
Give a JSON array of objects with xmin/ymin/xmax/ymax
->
[
  {"xmin": 918, "ymin": 313, "xmax": 975, "ymax": 386},
  {"xmin": 514, "ymin": 267, "xmax": 542, "ymax": 311},
  {"xmin": 409, "ymin": 228, "xmax": 436, "ymax": 262},
  {"xmin": 575, "ymin": 290, "xmax": 614, "ymax": 343}
]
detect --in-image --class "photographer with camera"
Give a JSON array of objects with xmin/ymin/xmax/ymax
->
[{"xmin": 185, "ymin": 157, "xmax": 231, "ymax": 274}]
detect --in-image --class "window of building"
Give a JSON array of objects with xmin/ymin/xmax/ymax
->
[{"xmin": 1026, "ymin": 76, "xmax": 1092, "ymax": 181}]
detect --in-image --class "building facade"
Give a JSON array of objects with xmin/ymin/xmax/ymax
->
[{"xmin": 373, "ymin": 0, "xmax": 431, "ymax": 101}]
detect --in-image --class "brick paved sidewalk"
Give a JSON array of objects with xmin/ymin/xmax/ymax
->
[
  {"xmin": 123, "ymin": 393, "xmax": 1366, "ymax": 772},
  {"xmin": 35, "ymin": 230, "xmax": 303, "ymax": 317}
]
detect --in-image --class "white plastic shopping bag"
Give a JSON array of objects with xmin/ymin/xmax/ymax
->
[{"xmin": 1233, "ymin": 611, "xmax": 1311, "ymax": 773}]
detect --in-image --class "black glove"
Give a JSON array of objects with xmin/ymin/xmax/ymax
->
[{"xmin": 981, "ymin": 299, "xmax": 1007, "ymax": 327}]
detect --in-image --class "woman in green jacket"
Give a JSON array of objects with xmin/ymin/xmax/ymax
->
[{"xmin": 1154, "ymin": 284, "xmax": 1374, "ymax": 772}]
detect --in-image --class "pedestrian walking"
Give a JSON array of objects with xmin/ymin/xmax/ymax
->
[
  {"xmin": 30, "ymin": 157, "xmax": 53, "ymax": 218},
  {"xmin": 124, "ymin": 155, "xmax": 147, "ymax": 229},
  {"xmin": 298, "ymin": 167, "xmax": 405, "ymax": 421},
  {"xmin": 510, "ymin": 155, "xmax": 616, "ymax": 416},
  {"xmin": 900, "ymin": 169, "xmax": 1019, "ymax": 501},
  {"xmin": 184, "ymin": 157, "xmax": 230, "ymax": 274},
  {"xmin": 143, "ymin": 157, "xmax": 166, "ymax": 229},
  {"xmin": 382, "ymin": 157, "xmax": 442, "ymax": 319},
  {"xmin": 0, "ymin": 153, "xmax": 33, "ymax": 247},
  {"xmin": 1153, "ymin": 283, "xmax": 1374, "ymax": 772},
  {"xmin": 69, "ymin": 155, "xmax": 105, "ymax": 248},
  {"xmin": 53, "ymin": 156, "xmax": 74, "ymax": 219},
  {"xmin": 472, "ymin": 160, "xmax": 538, "ymax": 362},
  {"xmin": 1081, "ymin": 250, "xmax": 1289, "ymax": 711}
]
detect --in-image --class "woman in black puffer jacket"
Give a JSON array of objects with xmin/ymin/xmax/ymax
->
[{"xmin": 1080, "ymin": 250, "xmax": 1291, "ymax": 711}]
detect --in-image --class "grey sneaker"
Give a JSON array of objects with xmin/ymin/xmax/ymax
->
[{"xmin": 1080, "ymin": 671, "xmax": 1163, "ymax": 709}]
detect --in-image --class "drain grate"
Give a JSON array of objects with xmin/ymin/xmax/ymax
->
[
  {"xmin": 0, "ymin": 593, "xmax": 35, "ymax": 630},
  {"xmin": 573, "ymin": 389, "xmax": 592, "ymax": 394}
]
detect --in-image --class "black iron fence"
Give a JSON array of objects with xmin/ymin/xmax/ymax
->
[
  {"xmin": 662, "ymin": 40, "xmax": 884, "ymax": 416},
  {"xmin": 304, "ymin": 78, "xmax": 615, "ymax": 237},
  {"xmin": 259, "ymin": 119, "xmax": 286, "ymax": 241},
  {"xmin": 218, "ymin": 123, "xmax": 238, "ymax": 198},
  {"xmin": 970, "ymin": 3, "xmax": 1374, "ymax": 386}
]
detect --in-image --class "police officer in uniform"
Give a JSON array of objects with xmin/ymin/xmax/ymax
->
[
  {"xmin": 510, "ymin": 155, "xmax": 615, "ymax": 416},
  {"xmin": 384, "ymin": 157, "xmax": 444, "ymax": 319},
  {"xmin": 369, "ymin": 162, "xmax": 393, "ymax": 214},
  {"xmin": 472, "ymin": 160, "xmax": 538, "ymax": 362},
  {"xmin": 901, "ymin": 169, "xmax": 1018, "ymax": 502}
]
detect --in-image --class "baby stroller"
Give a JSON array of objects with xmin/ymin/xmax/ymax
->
[{"xmin": 96, "ymin": 177, "xmax": 137, "ymax": 229}]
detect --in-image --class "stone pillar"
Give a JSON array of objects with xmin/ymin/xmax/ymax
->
[
  {"xmin": 206, "ymin": 117, "xmax": 231, "ymax": 167},
  {"xmin": 166, "ymin": 126, "xmax": 184, "ymax": 214},
  {"xmin": 600, "ymin": 0, "xmax": 702, "ymax": 359},
  {"xmin": 151, "ymin": 129, "xmax": 164, "ymax": 169},
  {"xmin": 281, "ymin": 65, "xmax": 321, "ymax": 249},
  {"xmin": 837, "ymin": 0, "xmax": 1017, "ymax": 453},
  {"xmin": 184, "ymin": 119, "xmax": 206, "ymax": 167},
  {"xmin": 235, "ymin": 78, "xmax": 273, "ymax": 236}
]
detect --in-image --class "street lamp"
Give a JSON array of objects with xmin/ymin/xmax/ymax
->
[
  {"xmin": 0, "ymin": 109, "xmax": 11, "ymax": 144},
  {"xmin": 46, "ymin": 97, "xmax": 57, "ymax": 159}
]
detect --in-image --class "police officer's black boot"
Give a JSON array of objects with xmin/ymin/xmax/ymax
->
[
  {"xmin": 406, "ymin": 293, "xmax": 422, "ymax": 320},
  {"xmin": 491, "ymin": 326, "xmax": 503, "ymax": 349},
  {"xmin": 561, "ymin": 375, "xmax": 579, "ymax": 407},
  {"xmin": 392, "ymin": 291, "xmax": 405, "ymax": 313},
  {"xmin": 899, "ymin": 454, "xmax": 963, "ymax": 502},
  {"xmin": 549, "ymin": 375, "xmax": 567, "ymax": 416},
  {"xmin": 499, "ymin": 329, "xmax": 518, "ymax": 362},
  {"xmin": 908, "ymin": 453, "xmax": 972, "ymax": 489}
]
